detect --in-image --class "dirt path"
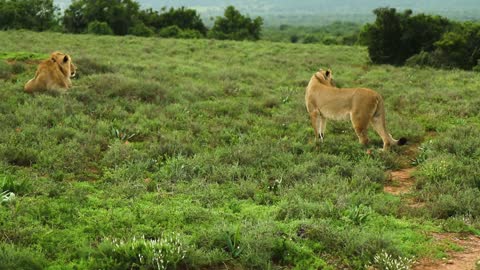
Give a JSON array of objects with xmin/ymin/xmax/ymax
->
[
  {"xmin": 383, "ymin": 141, "xmax": 480, "ymax": 270},
  {"xmin": 384, "ymin": 166, "xmax": 480, "ymax": 269},
  {"xmin": 383, "ymin": 167, "xmax": 416, "ymax": 195},
  {"xmin": 413, "ymin": 233, "xmax": 480, "ymax": 270}
]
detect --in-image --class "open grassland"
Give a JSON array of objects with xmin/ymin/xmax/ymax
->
[{"xmin": 0, "ymin": 30, "xmax": 479, "ymax": 269}]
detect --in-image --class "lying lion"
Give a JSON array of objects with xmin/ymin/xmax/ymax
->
[
  {"xmin": 305, "ymin": 69, "xmax": 406, "ymax": 151},
  {"xmin": 24, "ymin": 52, "xmax": 76, "ymax": 93}
]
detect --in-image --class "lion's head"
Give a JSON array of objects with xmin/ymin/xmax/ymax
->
[
  {"xmin": 315, "ymin": 69, "xmax": 336, "ymax": 87},
  {"xmin": 51, "ymin": 52, "xmax": 76, "ymax": 78}
]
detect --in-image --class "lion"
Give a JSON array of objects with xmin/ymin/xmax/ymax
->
[
  {"xmin": 24, "ymin": 52, "xmax": 76, "ymax": 93},
  {"xmin": 305, "ymin": 69, "xmax": 406, "ymax": 151}
]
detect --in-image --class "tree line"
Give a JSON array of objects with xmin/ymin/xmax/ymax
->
[
  {"xmin": 360, "ymin": 7, "xmax": 480, "ymax": 70},
  {"xmin": 0, "ymin": 0, "xmax": 263, "ymax": 41},
  {"xmin": 1, "ymin": 1, "xmax": 478, "ymax": 70}
]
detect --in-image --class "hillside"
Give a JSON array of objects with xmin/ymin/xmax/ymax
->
[{"xmin": 0, "ymin": 31, "xmax": 479, "ymax": 269}]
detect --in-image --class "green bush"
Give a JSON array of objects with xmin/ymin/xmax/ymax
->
[
  {"xmin": 302, "ymin": 35, "xmax": 319, "ymax": 44},
  {"xmin": 158, "ymin": 25, "xmax": 181, "ymax": 38},
  {"xmin": 0, "ymin": 243, "xmax": 46, "ymax": 270},
  {"xmin": 87, "ymin": 21, "xmax": 113, "ymax": 35},
  {"xmin": 178, "ymin": 29, "xmax": 203, "ymax": 39},
  {"xmin": 405, "ymin": 51, "xmax": 438, "ymax": 67},
  {"xmin": 128, "ymin": 21, "xmax": 154, "ymax": 37}
]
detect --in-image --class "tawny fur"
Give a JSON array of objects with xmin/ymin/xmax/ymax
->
[
  {"xmin": 305, "ymin": 69, "xmax": 406, "ymax": 151},
  {"xmin": 24, "ymin": 52, "xmax": 76, "ymax": 93}
]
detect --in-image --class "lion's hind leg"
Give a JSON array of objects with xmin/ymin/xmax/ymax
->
[{"xmin": 350, "ymin": 113, "xmax": 370, "ymax": 146}]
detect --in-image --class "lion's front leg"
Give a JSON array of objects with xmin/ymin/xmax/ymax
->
[
  {"xmin": 309, "ymin": 111, "xmax": 319, "ymax": 144},
  {"xmin": 318, "ymin": 116, "xmax": 327, "ymax": 143}
]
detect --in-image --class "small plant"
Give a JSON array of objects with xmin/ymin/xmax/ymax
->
[
  {"xmin": 343, "ymin": 204, "xmax": 372, "ymax": 225},
  {"xmin": 411, "ymin": 140, "xmax": 433, "ymax": 166},
  {"xmin": 98, "ymin": 233, "xmax": 186, "ymax": 270},
  {"xmin": 1, "ymin": 190, "xmax": 15, "ymax": 205},
  {"xmin": 110, "ymin": 127, "xmax": 136, "ymax": 142},
  {"xmin": 224, "ymin": 227, "xmax": 243, "ymax": 258},
  {"xmin": 370, "ymin": 250, "xmax": 415, "ymax": 270},
  {"xmin": 1, "ymin": 175, "xmax": 30, "ymax": 195}
]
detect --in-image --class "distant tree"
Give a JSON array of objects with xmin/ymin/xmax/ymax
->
[
  {"xmin": 433, "ymin": 22, "xmax": 480, "ymax": 69},
  {"xmin": 360, "ymin": 7, "xmax": 452, "ymax": 65},
  {"xmin": 139, "ymin": 7, "xmax": 207, "ymax": 36},
  {"xmin": 209, "ymin": 6, "xmax": 263, "ymax": 41},
  {"xmin": 63, "ymin": 0, "xmax": 140, "ymax": 35},
  {"xmin": 290, "ymin": 34, "xmax": 299, "ymax": 43},
  {"xmin": 359, "ymin": 8, "xmax": 406, "ymax": 65},
  {"xmin": 401, "ymin": 14, "xmax": 452, "ymax": 58},
  {"xmin": 87, "ymin": 21, "xmax": 113, "ymax": 35},
  {"xmin": 0, "ymin": 0, "xmax": 58, "ymax": 31}
]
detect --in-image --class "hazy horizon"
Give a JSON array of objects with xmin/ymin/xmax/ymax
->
[{"xmin": 54, "ymin": 0, "xmax": 480, "ymax": 25}]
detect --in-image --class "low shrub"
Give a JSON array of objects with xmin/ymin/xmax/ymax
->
[
  {"xmin": 91, "ymin": 234, "xmax": 187, "ymax": 269},
  {"xmin": 0, "ymin": 243, "xmax": 46, "ymax": 270},
  {"xmin": 87, "ymin": 21, "xmax": 114, "ymax": 35},
  {"xmin": 129, "ymin": 22, "xmax": 154, "ymax": 37}
]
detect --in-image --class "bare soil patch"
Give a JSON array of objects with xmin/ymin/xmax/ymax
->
[
  {"xmin": 413, "ymin": 233, "xmax": 480, "ymax": 270},
  {"xmin": 384, "ymin": 167, "xmax": 416, "ymax": 195}
]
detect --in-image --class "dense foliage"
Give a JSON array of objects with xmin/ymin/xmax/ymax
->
[
  {"xmin": 0, "ymin": 0, "xmax": 58, "ymax": 31},
  {"xmin": 0, "ymin": 31, "xmax": 479, "ymax": 269},
  {"xmin": 86, "ymin": 20, "xmax": 113, "ymax": 35},
  {"xmin": 209, "ymin": 6, "xmax": 263, "ymax": 41},
  {"xmin": 427, "ymin": 22, "xmax": 480, "ymax": 70},
  {"xmin": 359, "ymin": 8, "xmax": 452, "ymax": 65},
  {"xmin": 139, "ymin": 7, "xmax": 207, "ymax": 36},
  {"xmin": 361, "ymin": 7, "xmax": 480, "ymax": 70},
  {"xmin": 63, "ymin": 0, "xmax": 141, "ymax": 35}
]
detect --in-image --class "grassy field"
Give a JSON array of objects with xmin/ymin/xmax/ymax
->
[{"xmin": 0, "ymin": 30, "xmax": 479, "ymax": 269}]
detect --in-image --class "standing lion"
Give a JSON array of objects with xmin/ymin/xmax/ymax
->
[
  {"xmin": 24, "ymin": 52, "xmax": 76, "ymax": 93},
  {"xmin": 305, "ymin": 69, "xmax": 406, "ymax": 151}
]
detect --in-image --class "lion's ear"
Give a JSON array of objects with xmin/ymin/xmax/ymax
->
[
  {"xmin": 325, "ymin": 70, "xmax": 331, "ymax": 78},
  {"xmin": 63, "ymin": 55, "xmax": 69, "ymax": 63}
]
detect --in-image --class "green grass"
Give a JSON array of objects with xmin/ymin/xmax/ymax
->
[
  {"xmin": 0, "ymin": 30, "xmax": 479, "ymax": 269},
  {"xmin": 0, "ymin": 51, "xmax": 48, "ymax": 61}
]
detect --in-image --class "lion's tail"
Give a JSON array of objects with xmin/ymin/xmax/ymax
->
[
  {"xmin": 373, "ymin": 96, "xmax": 407, "ymax": 147},
  {"xmin": 390, "ymin": 134, "xmax": 408, "ymax": 146}
]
